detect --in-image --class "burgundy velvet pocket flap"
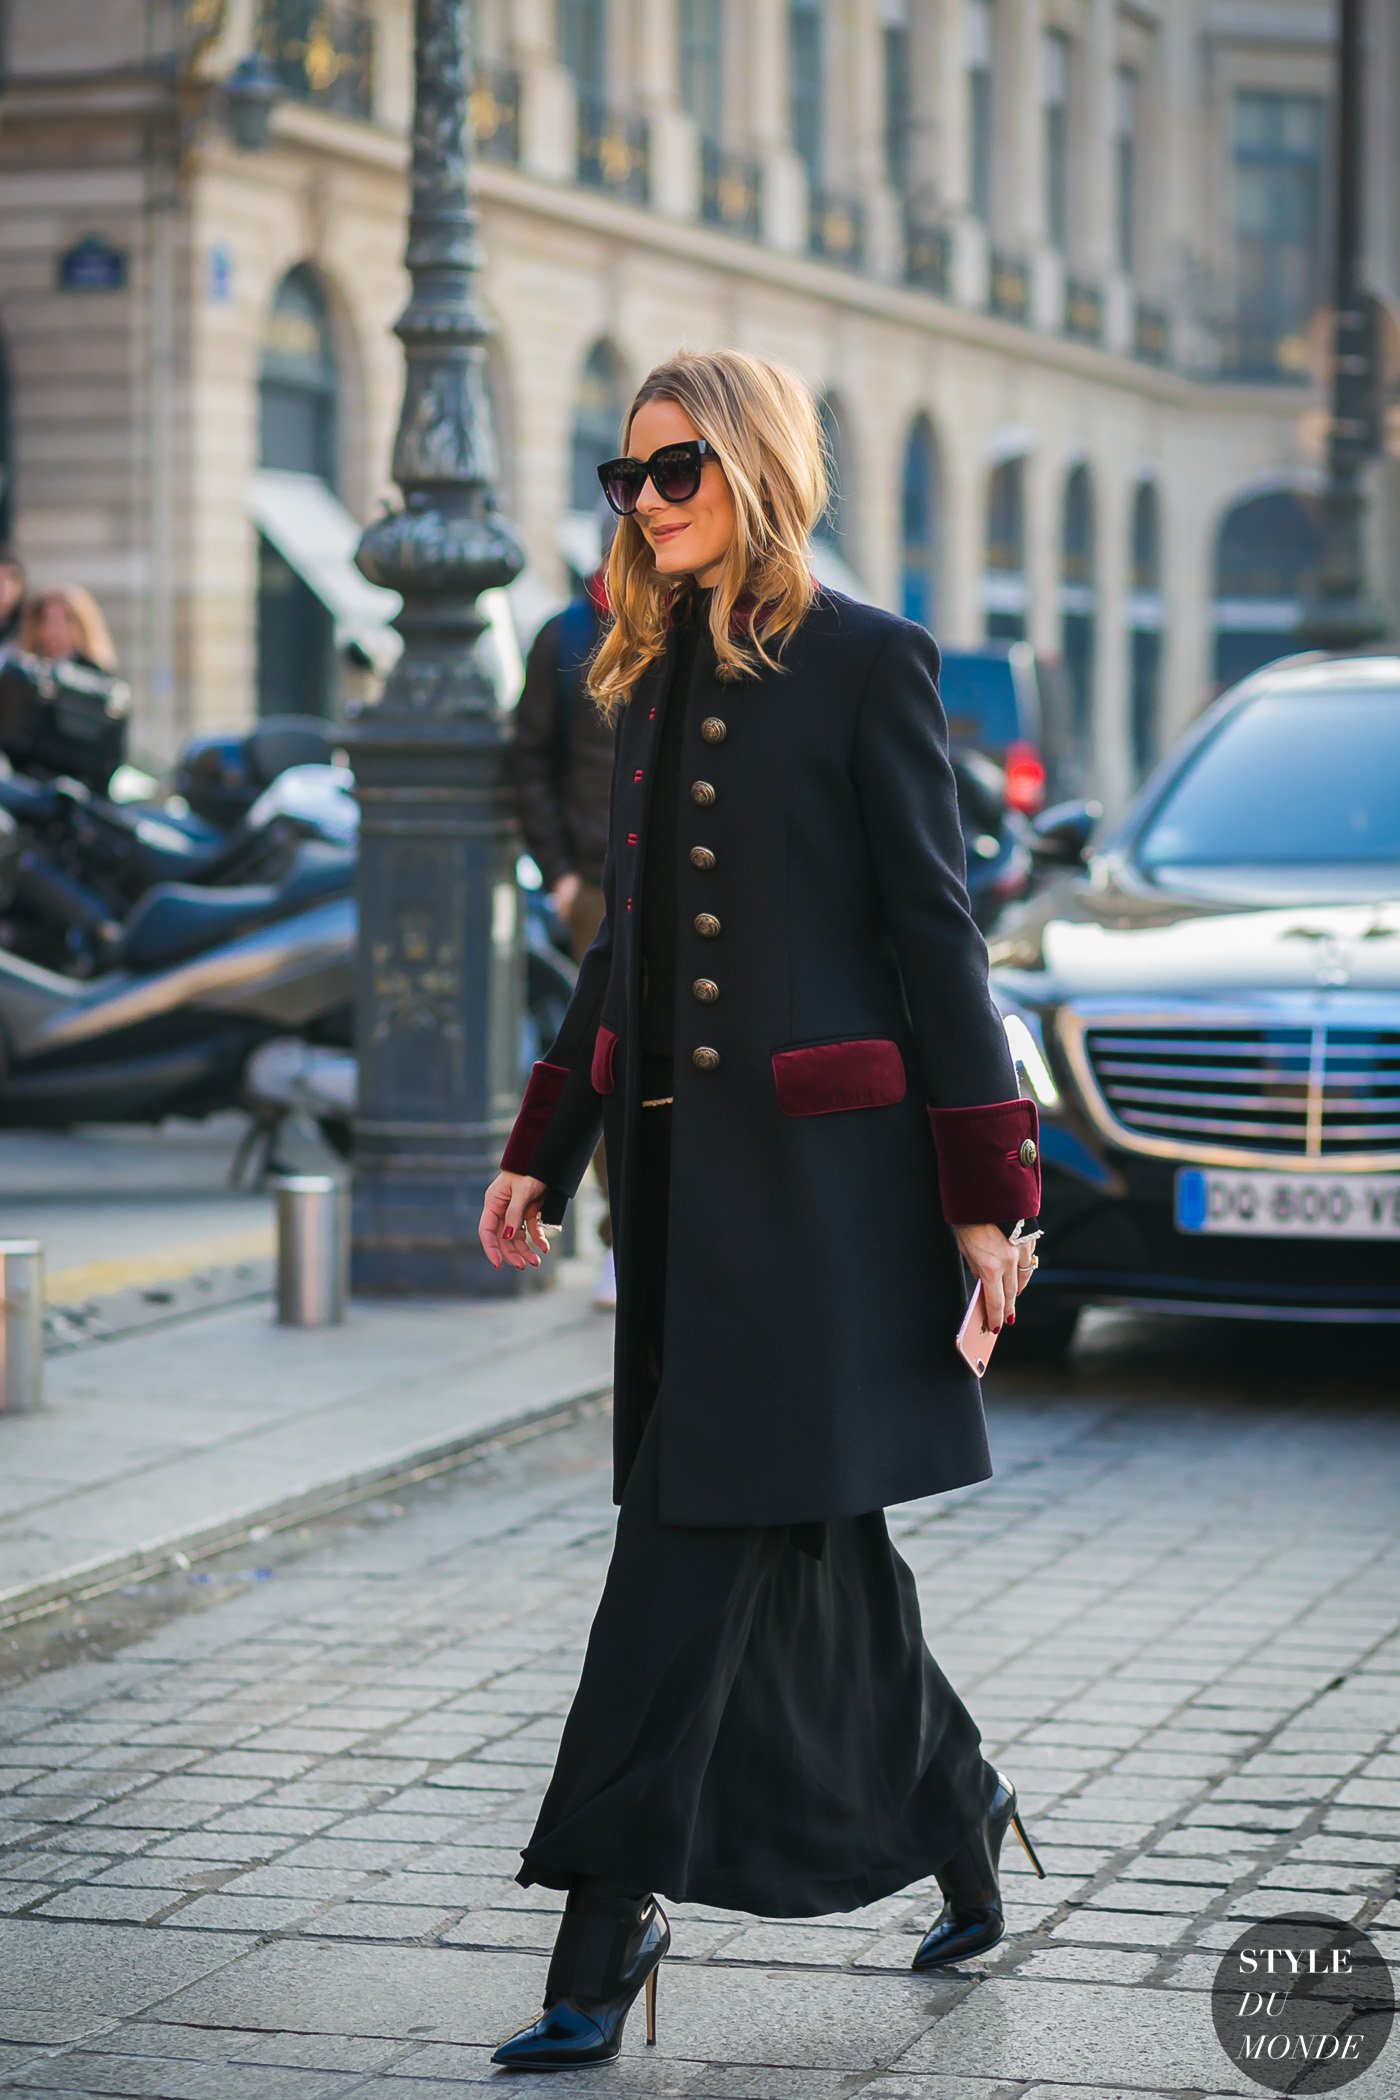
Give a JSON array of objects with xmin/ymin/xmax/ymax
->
[
  {"xmin": 772, "ymin": 1037, "xmax": 907, "ymax": 1116},
  {"xmin": 591, "ymin": 1024, "xmax": 618, "ymax": 1095}
]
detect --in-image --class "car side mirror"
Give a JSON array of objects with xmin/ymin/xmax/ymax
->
[{"xmin": 1031, "ymin": 799, "xmax": 1102, "ymax": 864}]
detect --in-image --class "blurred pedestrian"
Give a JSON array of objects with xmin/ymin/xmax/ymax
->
[
  {"xmin": 20, "ymin": 583, "xmax": 118, "ymax": 674},
  {"xmin": 479, "ymin": 347, "xmax": 1045, "ymax": 2069},
  {"xmin": 510, "ymin": 521, "xmax": 617, "ymax": 1309},
  {"xmin": 0, "ymin": 549, "xmax": 24, "ymax": 650}
]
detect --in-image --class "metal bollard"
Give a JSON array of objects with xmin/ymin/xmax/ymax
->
[
  {"xmin": 273, "ymin": 1176, "xmax": 349, "ymax": 1328},
  {"xmin": 0, "ymin": 1241, "xmax": 44, "ymax": 1413}
]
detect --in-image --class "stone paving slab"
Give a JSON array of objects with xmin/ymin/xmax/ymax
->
[
  {"xmin": 0, "ymin": 1250, "xmax": 613, "ymax": 1625},
  {"xmin": 0, "ymin": 1318, "xmax": 1394, "ymax": 2095}
]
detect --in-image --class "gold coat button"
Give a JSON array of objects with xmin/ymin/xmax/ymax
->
[
  {"xmin": 693, "ymin": 912, "xmax": 721, "ymax": 938},
  {"xmin": 690, "ymin": 780, "xmax": 716, "ymax": 807},
  {"xmin": 692, "ymin": 977, "xmax": 719, "ymax": 1003},
  {"xmin": 1019, "ymin": 1137, "xmax": 1038, "ymax": 1167},
  {"xmin": 690, "ymin": 846, "xmax": 716, "ymax": 870},
  {"xmin": 700, "ymin": 716, "xmax": 727, "ymax": 744},
  {"xmin": 693, "ymin": 1045, "xmax": 721, "ymax": 1070}
]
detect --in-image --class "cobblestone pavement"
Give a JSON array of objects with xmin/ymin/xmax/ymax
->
[{"xmin": 0, "ymin": 1315, "xmax": 1396, "ymax": 2099}]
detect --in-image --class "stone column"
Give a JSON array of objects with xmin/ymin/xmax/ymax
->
[
  {"xmin": 633, "ymin": 0, "xmax": 700, "ymax": 219},
  {"xmin": 931, "ymin": 0, "xmax": 987, "ymax": 307},
  {"xmin": 747, "ymin": 0, "xmax": 807, "ymax": 252},
  {"xmin": 511, "ymin": 0, "xmax": 577, "ymax": 184},
  {"xmin": 845, "ymin": 0, "xmax": 900, "ymax": 278}
]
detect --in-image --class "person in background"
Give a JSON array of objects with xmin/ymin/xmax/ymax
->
[
  {"xmin": 19, "ymin": 583, "xmax": 118, "ymax": 673},
  {"xmin": 510, "ymin": 534, "xmax": 618, "ymax": 1310},
  {"xmin": 0, "ymin": 550, "xmax": 25, "ymax": 650}
]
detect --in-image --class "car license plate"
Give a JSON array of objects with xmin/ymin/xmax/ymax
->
[{"xmin": 1175, "ymin": 1168, "xmax": 1400, "ymax": 1240}]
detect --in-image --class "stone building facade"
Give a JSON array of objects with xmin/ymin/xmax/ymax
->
[{"xmin": 0, "ymin": 0, "xmax": 1396, "ymax": 815}]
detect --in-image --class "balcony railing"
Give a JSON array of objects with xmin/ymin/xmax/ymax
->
[
  {"xmin": 1134, "ymin": 300, "xmax": 1170, "ymax": 366},
  {"xmin": 699, "ymin": 139, "xmax": 764, "ymax": 240},
  {"xmin": 903, "ymin": 211, "xmax": 951, "ymax": 297},
  {"xmin": 577, "ymin": 90, "xmax": 650, "ymax": 205},
  {"xmin": 255, "ymin": 0, "xmax": 375, "ymax": 122},
  {"xmin": 988, "ymin": 251, "xmax": 1030, "ymax": 324},
  {"xmin": 808, "ymin": 189, "xmax": 865, "ymax": 270},
  {"xmin": 1064, "ymin": 275, "xmax": 1103, "ymax": 346},
  {"xmin": 1216, "ymin": 320, "xmax": 1311, "ymax": 384},
  {"xmin": 470, "ymin": 64, "xmax": 521, "ymax": 167}
]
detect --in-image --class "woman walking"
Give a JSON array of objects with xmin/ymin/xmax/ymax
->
[{"xmin": 478, "ymin": 349, "xmax": 1045, "ymax": 2071}]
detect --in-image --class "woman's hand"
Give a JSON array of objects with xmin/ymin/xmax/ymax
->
[
  {"xmin": 479, "ymin": 1171, "xmax": 552, "ymax": 1271},
  {"xmin": 953, "ymin": 1223, "xmax": 1033, "ymax": 1332}
]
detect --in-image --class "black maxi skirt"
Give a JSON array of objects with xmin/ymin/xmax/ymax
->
[{"xmin": 517, "ymin": 1070, "xmax": 1000, "ymax": 1919}]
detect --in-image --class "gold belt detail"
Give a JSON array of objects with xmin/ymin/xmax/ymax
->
[{"xmin": 640, "ymin": 1095, "xmax": 674, "ymax": 1107}]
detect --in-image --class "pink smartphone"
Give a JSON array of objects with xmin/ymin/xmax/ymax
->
[{"xmin": 956, "ymin": 1282, "xmax": 1000, "ymax": 1378}]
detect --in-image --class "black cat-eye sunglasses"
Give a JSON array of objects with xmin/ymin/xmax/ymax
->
[{"xmin": 597, "ymin": 438, "xmax": 717, "ymax": 517}]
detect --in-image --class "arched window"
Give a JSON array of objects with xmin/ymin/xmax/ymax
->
[
  {"xmin": 1060, "ymin": 462, "xmax": 1096, "ymax": 745},
  {"xmin": 257, "ymin": 266, "xmax": 340, "ymax": 717},
  {"xmin": 983, "ymin": 457, "xmax": 1027, "ymax": 642},
  {"xmin": 900, "ymin": 414, "xmax": 939, "ymax": 629},
  {"xmin": 260, "ymin": 265, "xmax": 338, "ymax": 482},
  {"xmin": 815, "ymin": 390, "xmax": 850, "ymax": 549},
  {"xmin": 1128, "ymin": 481, "xmax": 1163, "ymax": 778},
  {"xmin": 571, "ymin": 339, "xmax": 630, "ymax": 517},
  {"xmin": 1212, "ymin": 487, "xmax": 1323, "ymax": 689}
]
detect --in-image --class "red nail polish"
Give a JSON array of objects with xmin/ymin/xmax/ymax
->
[
  {"xmin": 1007, "ymin": 1313, "xmax": 1016, "ymax": 1326},
  {"xmin": 503, "ymin": 1225, "xmax": 514, "ymax": 1240}
]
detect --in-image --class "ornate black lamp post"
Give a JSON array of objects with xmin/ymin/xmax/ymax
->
[
  {"xmin": 1299, "ymin": 0, "xmax": 1388, "ymax": 649},
  {"xmin": 347, "ymin": 0, "xmax": 527, "ymax": 1295}
]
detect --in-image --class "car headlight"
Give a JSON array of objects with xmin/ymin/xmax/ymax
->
[{"xmin": 1002, "ymin": 1008, "xmax": 1061, "ymax": 1110}]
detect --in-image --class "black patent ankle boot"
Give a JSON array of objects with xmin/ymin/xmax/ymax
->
[
  {"xmin": 491, "ymin": 1881, "xmax": 670, "ymax": 2070},
  {"xmin": 912, "ymin": 1768, "xmax": 1045, "ymax": 1972}
]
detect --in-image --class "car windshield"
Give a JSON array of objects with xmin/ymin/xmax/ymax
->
[{"xmin": 1136, "ymin": 686, "xmax": 1400, "ymax": 869}]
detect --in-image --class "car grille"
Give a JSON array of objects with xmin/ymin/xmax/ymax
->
[{"xmin": 1080, "ymin": 1022, "xmax": 1400, "ymax": 1162}]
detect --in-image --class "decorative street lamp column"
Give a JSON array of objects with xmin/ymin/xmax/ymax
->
[
  {"xmin": 1299, "ymin": 0, "xmax": 1388, "ymax": 649},
  {"xmin": 347, "ymin": 0, "xmax": 527, "ymax": 1295}
]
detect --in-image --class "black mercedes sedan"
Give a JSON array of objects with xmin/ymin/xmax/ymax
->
[{"xmin": 987, "ymin": 651, "xmax": 1400, "ymax": 1360}]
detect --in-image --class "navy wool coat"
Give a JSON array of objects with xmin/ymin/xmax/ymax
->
[{"xmin": 501, "ymin": 587, "xmax": 1041, "ymax": 1529}]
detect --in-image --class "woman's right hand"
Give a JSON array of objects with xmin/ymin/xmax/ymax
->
[
  {"xmin": 952, "ymin": 1223, "xmax": 1026, "ymax": 1332},
  {"xmin": 479, "ymin": 1171, "xmax": 552, "ymax": 1271}
]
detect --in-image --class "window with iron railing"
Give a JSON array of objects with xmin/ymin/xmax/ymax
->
[
  {"xmin": 255, "ymin": 0, "xmax": 375, "ymax": 122},
  {"xmin": 1228, "ymin": 89, "xmax": 1325, "ymax": 381},
  {"xmin": 809, "ymin": 189, "xmax": 865, "ymax": 269},
  {"xmin": 470, "ymin": 64, "xmax": 522, "ymax": 166},
  {"xmin": 577, "ymin": 89, "xmax": 650, "ymax": 204},
  {"xmin": 700, "ymin": 139, "xmax": 764, "ymax": 239}
]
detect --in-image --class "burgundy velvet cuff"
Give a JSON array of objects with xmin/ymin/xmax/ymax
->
[
  {"xmin": 501, "ymin": 1060, "xmax": 569, "ymax": 1174},
  {"xmin": 927, "ymin": 1097, "xmax": 1041, "ymax": 1225}
]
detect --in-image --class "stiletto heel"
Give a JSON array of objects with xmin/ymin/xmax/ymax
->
[
  {"xmin": 491, "ymin": 1887, "xmax": 669, "ymax": 2070},
  {"xmin": 1010, "ymin": 1805, "xmax": 1045, "ymax": 1878},
  {"xmin": 912, "ymin": 1768, "xmax": 1044, "ymax": 1972}
]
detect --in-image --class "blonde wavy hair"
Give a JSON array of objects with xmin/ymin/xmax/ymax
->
[{"xmin": 588, "ymin": 349, "xmax": 827, "ymax": 719}]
